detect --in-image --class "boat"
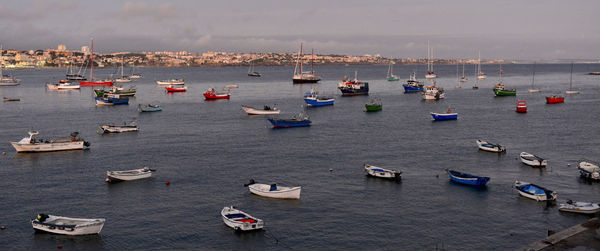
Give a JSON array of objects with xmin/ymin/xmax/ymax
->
[
  {"xmin": 566, "ymin": 62, "xmax": 580, "ymax": 94},
  {"xmin": 156, "ymin": 79, "xmax": 184, "ymax": 85},
  {"xmin": 165, "ymin": 85, "xmax": 187, "ymax": 92},
  {"xmin": 365, "ymin": 99, "xmax": 382, "ymax": 112},
  {"xmin": 245, "ymin": 180, "xmax": 301, "ymax": 199},
  {"xmin": 95, "ymin": 95, "xmax": 129, "ymax": 106},
  {"xmin": 559, "ymin": 200, "xmax": 600, "ymax": 214},
  {"xmin": 94, "ymin": 85, "xmax": 136, "ymax": 97},
  {"xmin": 454, "ymin": 63, "xmax": 462, "ymax": 88},
  {"xmin": 425, "ymin": 41, "xmax": 437, "ymax": 79},
  {"xmin": 268, "ymin": 113, "xmax": 311, "ymax": 128},
  {"xmin": 100, "ymin": 120, "xmax": 138, "ymax": 133},
  {"xmin": 589, "ymin": 72, "xmax": 600, "ymax": 75},
  {"xmin": 519, "ymin": 152, "xmax": 547, "ymax": 167},
  {"xmin": 338, "ymin": 71, "xmax": 369, "ymax": 96},
  {"xmin": 65, "ymin": 60, "xmax": 87, "ymax": 81},
  {"xmin": 204, "ymin": 88, "xmax": 230, "ymax": 99},
  {"xmin": 460, "ymin": 62, "xmax": 468, "ymax": 82},
  {"xmin": 11, "ymin": 131, "xmax": 90, "ymax": 152},
  {"xmin": 545, "ymin": 95, "xmax": 564, "ymax": 104},
  {"xmin": 364, "ymin": 164, "xmax": 401, "ymax": 180},
  {"xmin": 476, "ymin": 139, "xmax": 505, "ymax": 153},
  {"xmin": 403, "ymin": 72, "xmax": 424, "ymax": 93},
  {"xmin": 577, "ymin": 160, "xmax": 600, "ymax": 180},
  {"xmin": 241, "ymin": 105, "xmax": 280, "ymax": 115},
  {"xmin": 114, "ymin": 56, "xmax": 131, "ymax": 83},
  {"xmin": 477, "ymin": 50, "xmax": 486, "ymax": 80},
  {"xmin": 447, "ymin": 170, "xmax": 490, "ymax": 186},
  {"xmin": 431, "ymin": 109, "xmax": 458, "ymax": 120},
  {"xmin": 139, "ymin": 104, "xmax": 162, "ymax": 112},
  {"xmin": 387, "ymin": 62, "xmax": 399, "ymax": 81},
  {"xmin": 0, "ymin": 44, "xmax": 20, "ymax": 86},
  {"xmin": 47, "ymin": 82, "xmax": 80, "ymax": 90},
  {"xmin": 221, "ymin": 206, "xmax": 264, "ymax": 231},
  {"xmin": 472, "ymin": 65, "xmax": 479, "ymax": 90},
  {"xmin": 292, "ymin": 43, "xmax": 321, "ymax": 83},
  {"xmin": 304, "ymin": 89, "xmax": 334, "ymax": 107},
  {"xmin": 225, "ymin": 84, "xmax": 238, "ymax": 89},
  {"xmin": 516, "ymin": 100, "xmax": 527, "ymax": 113},
  {"xmin": 31, "ymin": 214, "xmax": 105, "ymax": 235},
  {"xmin": 528, "ymin": 62, "xmax": 540, "ymax": 93},
  {"xmin": 247, "ymin": 61, "xmax": 261, "ymax": 77},
  {"xmin": 514, "ymin": 181, "xmax": 557, "ymax": 201},
  {"xmin": 106, "ymin": 167, "xmax": 155, "ymax": 182},
  {"xmin": 79, "ymin": 38, "xmax": 114, "ymax": 86},
  {"xmin": 493, "ymin": 66, "xmax": 516, "ymax": 96},
  {"xmin": 129, "ymin": 62, "xmax": 142, "ymax": 79},
  {"xmin": 3, "ymin": 97, "xmax": 20, "ymax": 102},
  {"xmin": 421, "ymin": 85, "xmax": 445, "ymax": 100}
]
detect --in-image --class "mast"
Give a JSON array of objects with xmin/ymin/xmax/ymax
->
[
  {"xmin": 427, "ymin": 40, "xmax": 430, "ymax": 72},
  {"xmin": 462, "ymin": 61, "xmax": 465, "ymax": 78},
  {"xmin": 300, "ymin": 43, "xmax": 303, "ymax": 76},
  {"xmin": 121, "ymin": 56, "xmax": 124, "ymax": 78},
  {"xmin": 90, "ymin": 37, "xmax": 94, "ymax": 81},
  {"xmin": 531, "ymin": 62, "xmax": 536, "ymax": 88},
  {"xmin": 0, "ymin": 44, "xmax": 3, "ymax": 77},
  {"xmin": 311, "ymin": 48, "xmax": 314, "ymax": 75},
  {"xmin": 477, "ymin": 50, "xmax": 481, "ymax": 74},
  {"xmin": 431, "ymin": 47, "xmax": 434, "ymax": 73},
  {"xmin": 569, "ymin": 62, "xmax": 574, "ymax": 90}
]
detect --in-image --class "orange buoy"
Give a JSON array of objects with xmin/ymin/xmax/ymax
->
[
  {"xmin": 165, "ymin": 181, "xmax": 170, "ymax": 185},
  {"xmin": 1, "ymin": 226, "xmax": 5, "ymax": 230}
]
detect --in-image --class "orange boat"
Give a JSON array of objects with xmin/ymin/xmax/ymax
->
[
  {"xmin": 546, "ymin": 95, "xmax": 564, "ymax": 104},
  {"xmin": 516, "ymin": 100, "xmax": 527, "ymax": 113},
  {"xmin": 204, "ymin": 88, "xmax": 230, "ymax": 99}
]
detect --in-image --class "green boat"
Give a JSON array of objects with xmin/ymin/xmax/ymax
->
[
  {"xmin": 94, "ymin": 86, "xmax": 136, "ymax": 97},
  {"xmin": 365, "ymin": 100, "xmax": 382, "ymax": 112},
  {"xmin": 493, "ymin": 84, "xmax": 516, "ymax": 96}
]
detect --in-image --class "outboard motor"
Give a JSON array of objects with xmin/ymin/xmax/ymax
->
[
  {"xmin": 83, "ymin": 141, "xmax": 91, "ymax": 147},
  {"xmin": 37, "ymin": 213, "xmax": 49, "ymax": 222},
  {"xmin": 70, "ymin": 132, "xmax": 80, "ymax": 138},
  {"xmin": 243, "ymin": 179, "xmax": 255, "ymax": 187}
]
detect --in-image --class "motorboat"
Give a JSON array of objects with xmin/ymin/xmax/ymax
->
[
  {"xmin": 31, "ymin": 213, "xmax": 105, "ymax": 235},
  {"xmin": 519, "ymin": 152, "xmax": 547, "ymax": 167},
  {"xmin": 516, "ymin": 100, "xmax": 527, "ymax": 113},
  {"xmin": 365, "ymin": 100, "xmax": 382, "ymax": 112},
  {"xmin": 559, "ymin": 200, "xmax": 600, "ymax": 214},
  {"xmin": 139, "ymin": 104, "xmax": 162, "ymax": 112},
  {"xmin": 204, "ymin": 88, "xmax": 230, "ymax": 99},
  {"xmin": 156, "ymin": 79, "xmax": 184, "ymax": 85},
  {"xmin": 431, "ymin": 109, "xmax": 458, "ymax": 120},
  {"xmin": 100, "ymin": 120, "xmax": 139, "ymax": 133},
  {"xmin": 11, "ymin": 131, "xmax": 90, "ymax": 152},
  {"xmin": 476, "ymin": 139, "xmax": 505, "ymax": 153},
  {"xmin": 364, "ymin": 164, "xmax": 401, "ymax": 180},
  {"xmin": 422, "ymin": 85, "xmax": 445, "ymax": 100},
  {"xmin": 403, "ymin": 72, "xmax": 424, "ymax": 93},
  {"xmin": 268, "ymin": 113, "xmax": 311, "ymax": 128},
  {"xmin": 241, "ymin": 105, "xmax": 280, "ymax": 115},
  {"xmin": 221, "ymin": 206, "xmax": 264, "ymax": 231},
  {"xmin": 304, "ymin": 90, "xmax": 334, "ymax": 107},
  {"xmin": 578, "ymin": 160, "xmax": 600, "ymax": 180},
  {"xmin": 447, "ymin": 170, "xmax": 490, "ymax": 186},
  {"xmin": 95, "ymin": 95, "xmax": 129, "ymax": 106},
  {"xmin": 106, "ymin": 167, "xmax": 155, "ymax": 182},
  {"xmin": 514, "ymin": 181, "xmax": 557, "ymax": 201},
  {"xmin": 46, "ymin": 82, "xmax": 80, "ymax": 90},
  {"xmin": 165, "ymin": 85, "xmax": 187, "ymax": 92},
  {"xmin": 338, "ymin": 71, "xmax": 368, "ymax": 96},
  {"xmin": 245, "ymin": 180, "xmax": 301, "ymax": 199}
]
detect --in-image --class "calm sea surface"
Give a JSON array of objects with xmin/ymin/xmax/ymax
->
[{"xmin": 1, "ymin": 64, "xmax": 600, "ymax": 250}]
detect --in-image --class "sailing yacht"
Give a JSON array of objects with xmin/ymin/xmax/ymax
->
[
  {"xmin": 425, "ymin": 41, "xmax": 437, "ymax": 79},
  {"xmin": 248, "ymin": 61, "xmax": 261, "ymax": 77},
  {"xmin": 460, "ymin": 61, "xmax": 468, "ymax": 82},
  {"xmin": 292, "ymin": 43, "xmax": 320, "ymax": 84},
  {"xmin": 130, "ymin": 61, "xmax": 142, "ymax": 79},
  {"xmin": 79, "ymin": 38, "xmax": 113, "ymax": 86},
  {"xmin": 477, "ymin": 50, "xmax": 487, "ymax": 80},
  {"xmin": 387, "ymin": 62, "xmax": 399, "ymax": 81},
  {"xmin": 0, "ymin": 44, "xmax": 20, "ymax": 86},
  {"xmin": 472, "ymin": 64, "xmax": 479, "ymax": 90},
  {"xmin": 454, "ymin": 63, "xmax": 461, "ymax": 88},
  {"xmin": 65, "ymin": 60, "xmax": 86, "ymax": 81},
  {"xmin": 528, "ymin": 62, "xmax": 540, "ymax": 93},
  {"xmin": 566, "ymin": 62, "xmax": 580, "ymax": 94},
  {"xmin": 114, "ymin": 56, "xmax": 131, "ymax": 83}
]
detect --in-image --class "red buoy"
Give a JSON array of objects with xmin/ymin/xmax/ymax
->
[
  {"xmin": 57, "ymin": 244, "xmax": 63, "ymax": 248},
  {"xmin": 165, "ymin": 181, "xmax": 170, "ymax": 185}
]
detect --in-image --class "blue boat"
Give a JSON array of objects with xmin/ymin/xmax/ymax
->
[
  {"xmin": 338, "ymin": 71, "xmax": 369, "ymax": 96},
  {"xmin": 95, "ymin": 96, "xmax": 129, "ymax": 106},
  {"xmin": 403, "ymin": 72, "xmax": 424, "ymax": 93},
  {"xmin": 447, "ymin": 170, "xmax": 490, "ymax": 186},
  {"xmin": 268, "ymin": 113, "xmax": 311, "ymax": 128},
  {"xmin": 304, "ymin": 93, "xmax": 334, "ymax": 107},
  {"xmin": 514, "ymin": 181, "xmax": 557, "ymax": 201},
  {"xmin": 431, "ymin": 111, "xmax": 458, "ymax": 121}
]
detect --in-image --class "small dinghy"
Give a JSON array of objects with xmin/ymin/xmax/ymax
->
[
  {"xmin": 476, "ymin": 139, "xmax": 506, "ymax": 153},
  {"xmin": 100, "ymin": 120, "xmax": 139, "ymax": 133},
  {"xmin": 268, "ymin": 112, "xmax": 311, "ymax": 128},
  {"xmin": 244, "ymin": 179, "xmax": 301, "ymax": 199},
  {"xmin": 241, "ymin": 105, "xmax": 280, "ymax": 115},
  {"xmin": 106, "ymin": 167, "xmax": 155, "ymax": 182},
  {"xmin": 447, "ymin": 170, "xmax": 490, "ymax": 186},
  {"xmin": 139, "ymin": 104, "xmax": 162, "ymax": 112},
  {"xmin": 364, "ymin": 164, "xmax": 401, "ymax": 180},
  {"xmin": 431, "ymin": 108, "xmax": 458, "ymax": 121},
  {"xmin": 221, "ymin": 206, "xmax": 264, "ymax": 231},
  {"xmin": 577, "ymin": 160, "xmax": 600, "ymax": 180},
  {"xmin": 514, "ymin": 181, "xmax": 557, "ymax": 201},
  {"xmin": 519, "ymin": 152, "xmax": 547, "ymax": 167},
  {"xmin": 31, "ymin": 213, "xmax": 105, "ymax": 235},
  {"xmin": 559, "ymin": 200, "xmax": 600, "ymax": 214}
]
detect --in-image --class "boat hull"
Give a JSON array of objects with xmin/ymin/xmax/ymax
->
[
  {"xmin": 515, "ymin": 181, "xmax": 557, "ymax": 201},
  {"xmin": 248, "ymin": 184, "xmax": 301, "ymax": 199},
  {"xmin": 364, "ymin": 164, "xmax": 401, "ymax": 180},
  {"xmin": 107, "ymin": 168, "xmax": 153, "ymax": 181},
  {"xmin": 559, "ymin": 202, "xmax": 600, "ymax": 214},
  {"xmin": 80, "ymin": 81, "xmax": 113, "ymax": 86},
  {"xmin": 304, "ymin": 97, "xmax": 334, "ymax": 107},
  {"xmin": 448, "ymin": 170, "xmax": 490, "ymax": 186},
  {"xmin": 546, "ymin": 96, "xmax": 565, "ymax": 104},
  {"xmin": 292, "ymin": 78, "xmax": 320, "ymax": 84},
  {"xmin": 338, "ymin": 87, "xmax": 369, "ymax": 96},
  {"xmin": 204, "ymin": 93, "xmax": 230, "ymax": 99},
  {"xmin": 221, "ymin": 207, "xmax": 264, "ymax": 231},
  {"xmin": 494, "ymin": 88, "xmax": 516, "ymax": 96},
  {"xmin": 241, "ymin": 106, "xmax": 280, "ymax": 115},
  {"xmin": 31, "ymin": 216, "xmax": 105, "ymax": 235},
  {"xmin": 431, "ymin": 113, "xmax": 458, "ymax": 120},
  {"xmin": 476, "ymin": 140, "xmax": 505, "ymax": 153},
  {"xmin": 519, "ymin": 152, "xmax": 547, "ymax": 167},
  {"xmin": 403, "ymin": 85, "xmax": 423, "ymax": 93},
  {"xmin": 11, "ymin": 141, "xmax": 84, "ymax": 152},
  {"xmin": 268, "ymin": 119, "xmax": 311, "ymax": 128},
  {"xmin": 365, "ymin": 104, "xmax": 382, "ymax": 112},
  {"xmin": 100, "ymin": 125, "xmax": 138, "ymax": 133}
]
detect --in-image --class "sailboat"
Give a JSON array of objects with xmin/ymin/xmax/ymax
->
[
  {"xmin": 454, "ymin": 63, "xmax": 461, "ymax": 88},
  {"xmin": 114, "ymin": 56, "xmax": 131, "ymax": 83},
  {"xmin": 130, "ymin": 61, "xmax": 142, "ymax": 79},
  {"xmin": 248, "ymin": 61, "xmax": 261, "ymax": 77},
  {"xmin": 477, "ymin": 50, "xmax": 487, "ymax": 79},
  {"xmin": 460, "ymin": 61, "xmax": 468, "ymax": 82},
  {"xmin": 528, "ymin": 62, "xmax": 540, "ymax": 93},
  {"xmin": 387, "ymin": 62, "xmax": 399, "ymax": 81},
  {"xmin": 472, "ymin": 64, "xmax": 479, "ymax": 90},
  {"xmin": 0, "ymin": 44, "xmax": 20, "ymax": 86},
  {"xmin": 425, "ymin": 41, "xmax": 437, "ymax": 79},
  {"xmin": 565, "ymin": 62, "xmax": 580, "ymax": 94},
  {"xmin": 80, "ymin": 38, "xmax": 113, "ymax": 86},
  {"xmin": 65, "ymin": 59, "xmax": 86, "ymax": 81},
  {"xmin": 292, "ymin": 43, "xmax": 320, "ymax": 84}
]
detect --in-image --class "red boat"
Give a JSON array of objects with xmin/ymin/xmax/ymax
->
[
  {"xmin": 204, "ymin": 88, "xmax": 230, "ymax": 99},
  {"xmin": 165, "ymin": 85, "xmax": 187, "ymax": 92},
  {"xmin": 546, "ymin": 95, "xmax": 564, "ymax": 104},
  {"xmin": 79, "ymin": 38, "xmax": 113, "ymax": 87},
  {"xmin": 516, "ymin": 100, "xmax": 527, "ymax": 113}
]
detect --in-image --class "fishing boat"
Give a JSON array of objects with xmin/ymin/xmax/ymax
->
[
  {"xmin": 528, "ymin": 62, "xmax": 540, "ymax": 93},
  {"xmin": 476, "ymin": 139, "xmax": 505, "ymax": 153},
  {"xmin": 292, "ymin": 43, "xmax": 320, "ymax": 83},
  {"xmin": 365, "ymin": 99, "xmax": 382, "ymax": 112},
  {"xmin": 364, "ymin": 164, "xmax": 401, "ymax": 180},
  {"xmin": 447, "ymin": 170, "xmax": 490, "ymax": 186},
  {"xmin": 241, "ymin": 105, "xmax": 280, "ymax": 115},
  {"xmin": 3, "ymin": 97, "xmax": 20, "ymax": 102},
  {"xmin": 559, "ymin": 200, "xmax": 600, "ymax": 214},
  {"xmin": 421, "ymin": 85, "xmax": 445, "ymax": 100},
  {"xmin": 387, "ymin": 62, "xmax": 399, "ymax": 81},
  {"xmin": 431, "ymin": 109, "xmax": 458, "ymax": 120},
  {"xmin": 95, "ymin": 95, "xmax": 129, "ymax": 106},
  {"xmin": 245, "ymin": 180, "xmax": 301, "ymax": 199},
  {"xmin": 565, "ymin": 62, "xmax": 580, "ymax": 94},
  {"xmin": 106, "ymin": 167, "xmax": 155, "ymax": 182},
  {"xmin": 0, "ymin": 44, "xmax": 20, "ymax": 86},
  {"xmin": 545, "ymin": 95, "xmax": 564, "ymax": 104},
  {"xmin": 47, "ymin": 82, "xmax": 81, "ymax": 90},
  {"xmin": 221, "ymin": 206, "xmax": 264, "ymax": 231},
  {"xmin": 204, "ymin": 88, "xmax": 230, "ymax": 99},
  {"xmin": 31, "ymin": 214, "xmax": 105, "ymax": 235},
  {"xmin": 11, "ymin": 131, "xmax": 90, "ymax": 152},
  {"xmin": 247, "ymin": 61, "xmax": 261, "ymax": 77},
  {"xmin": 493, "ymin": 84, "xmax": 516, "ymax": 96},
  {"xmin": 100, "ymin": 120, "xmax": 138, "ymax": 133},
  {"xmin": 268, "ymin": 113, "xmax": 311, "ymax": 128},
  {"xmin": 516, "ymin": 100, "xmax": 527, "ymax": 113},
  {"xmin": 477, "ymin": 50, "xmax": 486, "ymax": 79},
  {"xmin": 165, "ymin": 85, "xmax": 187, "ymax": 92},
  {"xmin": 403, "ymin": 72, "xmax": 424, "ymax": 93},
  {"xmin": 304, "ymin": 90, "xmax": 334, "ymax": 107},
  {"xmin": 425, "ymin": 41, "xmax": 437, "ymax": 79},
  {"xmin": 79, "ymin": 38, "xmax": 114, "ymax": 86},
  {"xmin": 139, "ymin": 104, "xmax": 162, "ymax": 112},
  {"xmin": 94, "ymin": 86, "xmax": 136, "ymax": 97},
  {"xmin": 519, "ymin": 152, "xmax": 547, "ymax": 167},
  {"xmin": 577, "ymin": 160, "xmax": 600, "ymax": 180},
  {"xmin": 460, "ymin": 62, "xmax": 468, "ymax": 82},
  {"xmin": 114, "ymin": 56, "xmax": 131, "ymax": 83},
  {"xmin": 338, "ymin": 71, "xmax": 369, "ymax": 96},
  {"xmin": 156, "ymin": 79, "xmax": 184, "ymax": 85},
  {"xmin": 514, "ymin": 181, "xmax": 557, "ymax": 201}
]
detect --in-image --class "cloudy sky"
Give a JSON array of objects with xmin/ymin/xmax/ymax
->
[{"xmin": 1, "ymin": 0, "xmax": 598, "ymax": 60}]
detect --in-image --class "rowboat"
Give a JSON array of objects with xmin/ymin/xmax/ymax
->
[
  {"xmin": 100, "ymin": 120, "xmax": 138, "ymax": 133},
  {"xmin": 431, "ymin": 109, "xmax": 458, "ymax": 120},
  {"xmin": 559, "ymin": 200, "xmax": 600, "ymax": 214},
  {"xmin": 546, "ymin": 95, "xmax": 564, "ymax": 104},
  {"xmin": 476, "ymin": 139, "xmax": 505, "ymax": 153},
  {"xmin": 204, "ymin": 88, "xmax": 230, "ymax": 99},
  {"xmin": 11, "ymin": 131, "xmax": 90, "ymax": 152},
  {"xmin": 245, "ymin": 180, "xmax": 301, "ymax": 199},
  {"xmin": 106, "ymin": 167, "xmax": 155, "ymax": 182},
  {"xmin": 156, "ymin": 79, "xmax": 184, "ymax": 85},
  {"xmin": 139, "ymin": 104, "xmax": 162, "ymax": 112},
  {"xmin": 447, "ymin": 170, "xmax": 490, "ymax": 186},
  {"xmin": 519, "ymin": 152, "xmax": 547, "ymax": 167},
  {"xmin": 516, "ymin": 100, "xmax": 527, "ymax": 113},
  {"xmin": 241, "ymin": 105, "xmax": 280, "ymax": 115},
  {"xmin": 364, "ymin": 164, "xmax": 402, "ymax": 180},
  {"xmin": 165, "ymin": 85, "xmax": 187, "ymax": 92},
  {"xmin": 577, "ymin": 160, "xmax": 600, "ymax": 180},
  {"xmin": 514, "ymin": 181, "xmax": 557, "ymax": 201},
  {"xmin": 47, "ymin": 82, "xmax": 80, "ymax": 90},
  {"xmin": 32, "ymin": 214, "xmax": 105, "ymax": 235},
  {"xmin": 221, "ymin": 206, "xmax": 264, "ymax": 231},
  {"xmin": 268, "ymin": 113, "xmax": 311, "ymax": 128},
  {"xmin": 365, "ymin": 100, "xmax": 382, "ymax": 112}
]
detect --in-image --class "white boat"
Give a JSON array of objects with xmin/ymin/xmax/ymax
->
[
  {"xmin": 11, "ymin": 131, "xmax": 90, "ymax": 152},
  {"xmin": 460, "ymin": 62, "xmax": 468, "ymax": 82},
  {"xmin": 559, "ymin": 200, "xmax": 600, "ymax": 214},
  {"xmin": 425, "ymin": 41, "xmax": 437, "ymax": 79},
  {"xmin": 221, "ymin": 206, "xmax": 264, "ymax": 231},
  {"xmin": 528, "ymin": 62, "xmax": 540, "ymax": 93},
  {"xmin": 477, "ymin": 50, "xmax": 486, "ymax": 79},
  {"xmin": 514, "ymin": 181, "xmax": 557, "ymax": 201},
  {"xmin": 130, "ymin": 62, "xmax": 142, "ymax": 79},
  {"xmin": 156, "ymin": 79, "xmax": 184, "ymax": 85},
  {"xmin": 565, "ymin": 62, "xmax": 580, "ymax": 94},
  {"xmin": 241, "ymin": 105, "xmax": 280, "ymax": 115},
  {"xmin": 100, "ymin": 121, "xmax": 139, "ymax": 133},
  {"xmin": 0, "ymin": 44, "xmax": 19, "ymax": 86},
  {"xmin": 106, "ymin": 167, "xmax": 155, "ymax": 182},
  {"xmin": 31, "ymin": 214, "xmax": 105, "ymax": 235},
  {"xmin": 46, "ymin": 82, "xmax": 81, "ymax": 90},
  {"xmin": 578, "ymin": 160, "xmax": 600, "ymax": 180},
  {"xmin": 421, "ymin": 85, "xmax": 445, "ymax": 100},
  {"xmin": 114, "ymin": 56, "xmax": 132, "ymax": 82},
  {"xmin": 245, "ymin": 180, "xmax": 301, "ymax": 199},
  {"xmin": 364, "ymin": 164, "xmax": 402, "ymax": 180},
  {"xmin": 476, "ymin": 139, "xmax": 505, "ymax": 153},
  {"xmin": 225, "ymin": 84, "xmax": 239, "ymax": 89},
  {"xmin": 519, "ymin": 152, "xmax": 547, "ymax": 167}
]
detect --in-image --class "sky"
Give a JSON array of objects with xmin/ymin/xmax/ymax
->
[{"xmin": 1, "ymin": 0, "xmax": 599, "ymax": 60}]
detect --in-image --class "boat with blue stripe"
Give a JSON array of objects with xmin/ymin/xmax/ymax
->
[
  {"xmin": 267, "ymin": 113, "xmax": 311, "ymax": 128},
  {"xmin": 95, "ymin": 95, "xmax": 129, "ymax": 106},
  {"xmin": 514, "ymin": 181, "xmax": 557, "ymax": 201},
  {"xmin": 431, "ymin": 109, "xmax": 458, "ymax": 121},
  {"xmin": 403, "ymin": 72, "xmax": 424, "ymax": 93},
  {"xmin": 303, "ymin": 89, "xmax": 334, "ymax": 107},
  {"xmin": 338, "ymin": 71, "xmax": 369, "ymax": 96},
  {"xmin": 447, "ymin": 170, "xmax": 490, "ymax": 186}
]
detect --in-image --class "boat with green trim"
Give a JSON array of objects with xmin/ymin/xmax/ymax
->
[
  {"xmin": 493, "ymin": 84, "xmax": 516, "ymax": 96},
  {"xmin": 94, "ymin": 86, "xmax": 136, "ymax": 97},
  {"xmin": 365, "ymin": 100, "xmax": 382, "ymax": 112}
]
